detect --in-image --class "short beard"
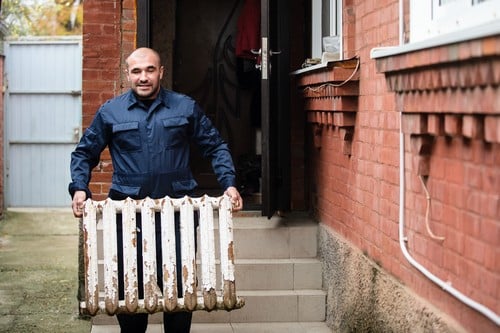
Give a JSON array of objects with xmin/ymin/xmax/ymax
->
[{"xmin": 133, "ymin": 87, "xmax": 160, "ymax": 100}]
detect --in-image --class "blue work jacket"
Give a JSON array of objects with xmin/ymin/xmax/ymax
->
[{"xmin": 69, "ymin": 88, "xmax": 237, "ymax": 200}]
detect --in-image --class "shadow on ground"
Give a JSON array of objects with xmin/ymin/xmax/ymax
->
[{"xmin": 0, "ymin": 209, "xmax": 91, "ymax": 333}]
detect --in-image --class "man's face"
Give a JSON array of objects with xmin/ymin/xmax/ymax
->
[{"xmin": 126, "ymin": 52, "xmax": 164, "ymax": 100}]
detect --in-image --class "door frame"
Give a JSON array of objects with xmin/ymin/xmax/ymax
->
[{"xmin": 260, "ymin": 0, "xmax": 291, "ymax": 217}]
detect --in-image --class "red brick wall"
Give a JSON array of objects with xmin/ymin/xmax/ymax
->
[
  {"xmin": 303, "ymin": 0, "xmax": 401, "ymax": 264},
  {"xmin": 82, "ymin": 0, "xmax": 136, "ymax": 200},
  {"xmin": 299, "ymin": 1, "xmax": 499, "ymax": 332}
]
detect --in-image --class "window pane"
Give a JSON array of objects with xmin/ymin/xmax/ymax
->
[
  {"xmin": 439, "ymin": 0, "xmax": 458, "ymax": 5},
  {"xmin": 439, "ymin": 0, "xmax": 457, "ymax": 6},
  {"xmin": 412, "ymin": 0, "xmax": 500, "ymax": 42},
  {"xmin": 311, "ymin": 0, "xmax": 342, "ymax": 59}
]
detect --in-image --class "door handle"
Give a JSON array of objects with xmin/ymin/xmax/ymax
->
[
  {"xmin": 251, "ymin": 48, "xmax": 263, "ymax": 70},
  {"xmin": 253, "ymin": 39, "xmax": 279, "ymax": 78},
  {"xmin": 261, "ymin": 38, "xmax": 268, "ymax": 79},
  {"xmin": 73, "ymin": 127, "xmax": 81, "ymax": 143}
]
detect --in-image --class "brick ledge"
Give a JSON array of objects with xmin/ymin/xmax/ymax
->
[
  {"xmin": 375, "ymin": 36, "xmax": 500, "ymax": 144},
  {"xmin": 295, "ymin": 58, "xmax": 360, "ymax": 155}
]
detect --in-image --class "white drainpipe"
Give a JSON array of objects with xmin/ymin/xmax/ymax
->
[{"xmin": 398, "ymin": 114, "xmax": 500, "ymax": 326}]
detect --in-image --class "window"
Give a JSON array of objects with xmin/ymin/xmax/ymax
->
[
  {"xmin": 410, "ymin": 0, "xmax": 500, "ymax": 42},
  {"xmin": 311, "ymin": 0, "xmax": 342, "ymax": 59}
]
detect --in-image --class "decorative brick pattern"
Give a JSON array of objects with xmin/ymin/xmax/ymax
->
[
  {"xmin": 296, "ymin": 58, "xmax": 360, "ymax": 155},
  {"xmin": 377, "ymin": 38, "xmax": 500, "ymax": 144}
]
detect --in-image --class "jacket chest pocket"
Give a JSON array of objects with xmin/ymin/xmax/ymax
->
[
  {"xmin": 162, "ymin": 117, "xmax": 189, "ymax": 148},
  {"xmin": 112, "ymin": 122, "xmax": 142, "ymax": 151}
]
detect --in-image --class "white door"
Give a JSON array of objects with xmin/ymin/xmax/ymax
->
[{"xmin": 4, "ymin": 37, "xmax": 82, "ymax": 207}]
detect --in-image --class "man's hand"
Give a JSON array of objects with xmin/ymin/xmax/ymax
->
[
  {"xmin": 72, "ymin": 190, "xmax": 87, "ymax": 218},
  {"xmin": 224, "ymin": 186, "xmax": 243, "ymax": 211}
]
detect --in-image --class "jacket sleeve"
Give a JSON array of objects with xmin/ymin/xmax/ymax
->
[
  {"xmin": 68, "ymin": 109, "xmax": 110, "ymax": 198},
  {"xmin": 190, "ymin": 103, "xmax": 237, "ymax": 190}
]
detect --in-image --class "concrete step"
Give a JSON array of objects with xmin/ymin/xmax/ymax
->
[
  {"xmin": 193, "ymin": 213, "xmax": 319, "ymax": 260},
  {"xmin": 94, "ymin": 258, "xmax": 322, "ymax": 297},
  {"xmin": 233, "ymin": 258, "xmax": 322, "ymax": 290},
  {"xmin": 192, "ymin": 289, "xmax": 326, "ymax": 323},
  {"xmin": 91, "ymin": 322, "xmax": 331, "ymax": 333},
  {"xmin": 95, "ymin": 213, "xmax": 318, "ymax": 263},
  {"xmin": 93, "ymin": 289, "xmax": 326, "ymax": 325}
]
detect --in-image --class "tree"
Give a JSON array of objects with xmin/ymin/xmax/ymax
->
[{"xmin": 0, "ymin": 0, "xmax": 82, "ymax": 37}]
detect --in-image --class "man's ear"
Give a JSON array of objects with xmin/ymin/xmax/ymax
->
[{"xmin": 159, "ymin": 66, "xmax": 165, "ymax": 80}]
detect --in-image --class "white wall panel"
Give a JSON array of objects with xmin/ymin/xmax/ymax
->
[{"xmin": 4, "ymin": 37, "xmax": 82, "ymax": 207}]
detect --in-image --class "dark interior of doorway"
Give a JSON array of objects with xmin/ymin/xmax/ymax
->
[{"xmin": 152, "ymin": 0, "xmax": 263, "ymax": 210}]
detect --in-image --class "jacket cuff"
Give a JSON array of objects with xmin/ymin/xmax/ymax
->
[
  {"xmin": 68, "ymin": 182, "xmax": 92, "ymax": 200},
  {"xmin": 220, "ymin": 177, "xmax": 237, "ymax": 191}
]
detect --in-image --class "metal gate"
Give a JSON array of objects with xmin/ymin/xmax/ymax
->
[{"xmin": 4, "ymin": 37, "xmax": 82, "ymax": 207}]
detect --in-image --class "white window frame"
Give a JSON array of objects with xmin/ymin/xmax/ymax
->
[
  {"xmin": 411, "ymin": 0, "xmax": 500, "ymax": 43},
  {"xmin": 311, "ymin": 0, "xmax": 342, "ymax": 59}
]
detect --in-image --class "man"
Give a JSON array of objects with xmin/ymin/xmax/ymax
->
[{"xmin": 69, "ymin": 47, "xmax": 243, "ymax": 333}]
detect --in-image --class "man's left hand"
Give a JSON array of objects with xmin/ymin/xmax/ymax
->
[{"xmin": 225, "ymin": 186, "xmax": 243, "ymax": 211}]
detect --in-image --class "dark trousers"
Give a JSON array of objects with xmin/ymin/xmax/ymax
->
[{"xmin": 116, "ymin": 212, "xmax": 196, "ymax": 333}]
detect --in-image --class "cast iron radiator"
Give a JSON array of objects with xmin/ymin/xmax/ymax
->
[{"xmin": 79, "ymin": 195, "xmax": 244, "ymax": 315}]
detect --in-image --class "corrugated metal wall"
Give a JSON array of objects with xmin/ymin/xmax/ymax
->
[{"xmin": 4, "ymin": 37, "xmax": 82, "ymax": 207}]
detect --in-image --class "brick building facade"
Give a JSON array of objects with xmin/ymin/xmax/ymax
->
[
  {"xmin": 295, "ymin": 2, "xmax": 499, "ymax": 332},
  {"xmin": 82, "ymin": 1, "xmax": 498, "ymax": 331}
]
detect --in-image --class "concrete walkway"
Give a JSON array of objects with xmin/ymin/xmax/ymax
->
[{"xmin": 0, "ymin": 208, "xmax": 91, "ymax": 333}]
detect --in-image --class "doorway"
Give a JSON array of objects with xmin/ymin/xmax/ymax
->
[
  {"xmin": 147, "ymin": 0, "xmax": 300, "ymax": 214},
  {"xmin": 157, "ymin": 0, "xmax": 263, "ymax": 209}
]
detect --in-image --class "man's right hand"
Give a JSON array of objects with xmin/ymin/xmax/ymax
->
[{"xmin": 72, "ymin": 190, "xmax": 87, "ymax": 218}]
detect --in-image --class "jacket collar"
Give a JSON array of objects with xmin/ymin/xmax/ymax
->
[{"xmin": 126, "ymin": 87, "xmax": 169, "ymax": 110}]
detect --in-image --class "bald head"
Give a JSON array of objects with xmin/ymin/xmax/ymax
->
[{"xmin": 126, "ymin": 47, "xmax": 161, "ymax": 69}]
